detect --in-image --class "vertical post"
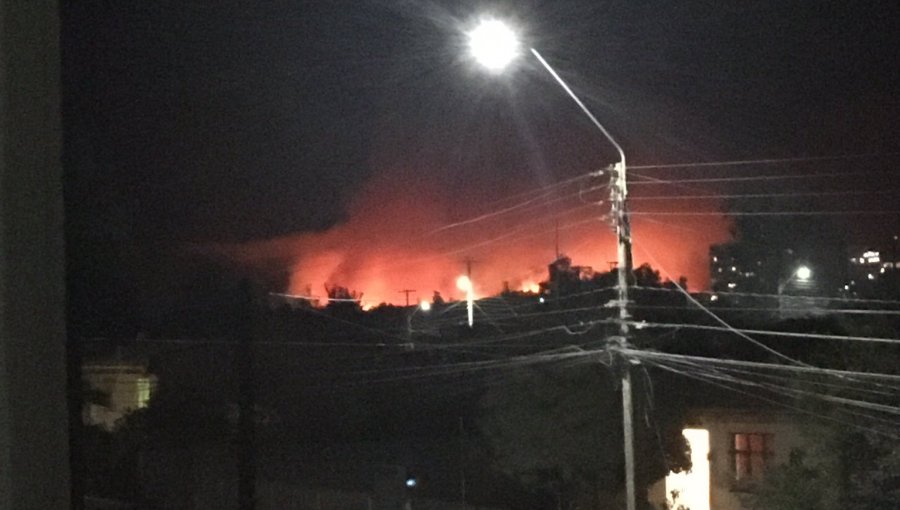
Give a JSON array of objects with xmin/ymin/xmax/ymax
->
[
  {"xmin": 0, "ymin": 1, "xmax": 71, "ymax": 508},
  {"xmin": 237, "ymin": 282, "xmax": 256, "ymax": 510},
  {"xmin": 612, "ymin": 160, "xmax": 636, "ymax": 510},
  {"xmin": 555, "ymin": 219, "xmax": 560, "ymax": 260},
  {"xmin": 399, "ymin": 289, "xmax": 416, "ymax": 307},
  {"xmin": 459, "ymin": 417, "xmax": 467, "ymax": 510},
  {"xmin": 530, "ymin": 47, "xmax": 636, "ymax": 510}
]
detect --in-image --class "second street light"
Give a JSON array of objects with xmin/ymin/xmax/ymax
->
[{"xmin": 467, "ymin": 17, "xmax": 638, "ymax": 510}]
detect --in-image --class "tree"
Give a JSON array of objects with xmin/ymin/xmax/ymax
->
[
  {"xmin": 479, "ymin": 363, "xmax": 690, "ymax": 508},
  {"xmin": 844, "ymin": 430, "xmax": 900, "ymax": 509},
  {"xmin": 324, "ymin": 284, "xmax": 363, "ymax": 314},
  {"xmin": 745, "ymin": 449, "xmax": 838, "ymax": 510}
]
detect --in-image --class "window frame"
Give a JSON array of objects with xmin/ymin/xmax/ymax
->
[{"xmin": 729, "ymin": 432, "xmax": 773, "ymax": 490}]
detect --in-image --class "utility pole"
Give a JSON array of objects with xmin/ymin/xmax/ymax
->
[
  {"xmin": 513, "ymin": 46, "xmax": 637, "ymax": 510},
  {"xmin": 609, "ymin": 160, "xmax": 636, "ymax": 510},
  {"xmin": 399, "ymin": 289, "xmax": 416, "ymax": 307},
  {"xmin": 555, "ymin": 219, "xmax": 561, "ymax": 260}
]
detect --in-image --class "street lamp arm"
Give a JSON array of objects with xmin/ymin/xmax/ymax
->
[{"xmin": 529, "ymin": 48, "xmax": 626, "ymax": 169}]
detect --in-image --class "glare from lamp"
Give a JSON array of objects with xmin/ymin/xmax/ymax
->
[
  {"xmin": 467, "ymin": 18, "xmax": 520, "ymax": 72},
  {"xmin": 795, "ymin": 266, "xmax": 812, "ymax": 281}
]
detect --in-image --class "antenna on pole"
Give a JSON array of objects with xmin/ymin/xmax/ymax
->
[{"xmin": 555, "ymin": 219, "xmax": 560, "ymax": 260}]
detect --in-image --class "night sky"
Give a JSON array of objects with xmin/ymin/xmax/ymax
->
[{"xmin": 63, "ymin": 1, "xmax": 900, "ymax": 317}]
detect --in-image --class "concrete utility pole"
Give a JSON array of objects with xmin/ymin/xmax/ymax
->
[
  {"xmin": 610, "ymin": 161, "xmax": 636, "ymax": 510},
  {"xmin": 529, "ymin": 48, "xmax": 638, "ymax": 510}
]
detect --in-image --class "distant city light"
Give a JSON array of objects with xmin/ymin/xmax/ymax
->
[
  {"xmin": 405, "ymin": 477, "xmax": 417, "ymax": 488},
  {"xmin": 538, "ymin": 296, "xmax": 545, "ymax": 303},
  {"xmin": 862, "ymin": 250, "xmax": 881, "ymax": 264},
  {"xmin": 419, "ymin": 300, "xmax": 431, "ymax": 311},
  {"xmin": 727, "ymin": 282, "xmax": 737, "ymax": 289},
  {"xmin": 467, "ymin": 18, "xmax": 520, "ymax": 72},
  {"xmin": 795, "ymin": 266, "xmax": 812, "ymax": 281},
  {"xmin": 867, "ymin": 273, "xmax": 875, "ymax": 280}
]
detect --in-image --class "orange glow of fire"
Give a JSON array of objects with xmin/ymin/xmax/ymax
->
[
  {"xmin": 521, "ymin": 280, "xmax": 540, "ymax": 293},
  {"xmin": 217, "ymin": 167, "xmax": 730, "ymax": 307}
]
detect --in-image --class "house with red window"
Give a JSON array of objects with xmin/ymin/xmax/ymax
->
[{"xmin": 649, "ymin": 407, "xmax": 835, "ymax": 510}]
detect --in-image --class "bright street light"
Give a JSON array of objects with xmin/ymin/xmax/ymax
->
[
  {"xmin": 779, "ymin": 265, "xmax": 813, "ymax": 294},
  {"xmin": 467, "ymin": 19, "xmax": 520, "ymax": 72},
  {"xmin": 466, "ymin": 18, "xmax": 626, "ymax": 171},
  {"xmin": 456, "ymin": 275, "xmax": 474, "ymax": 328}
]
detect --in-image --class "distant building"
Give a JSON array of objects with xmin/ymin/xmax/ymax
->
[
  {"xmin": 845, "ymin": 244, "xmax": 898, "ymax": 297},
  {"xmin": 83, "ymin": 361, "xmax": 157, "ymax": 430},
  {"xmin": 709, "ymin": 242, "xmax": 840, "ymax": 318},
  {"xmin": 709, "ymin": 243, "xmax": 768, "ymax": 295},
  {"xmin": 541, "ymin": 255, "xmax": 594, "ymax": 299}
]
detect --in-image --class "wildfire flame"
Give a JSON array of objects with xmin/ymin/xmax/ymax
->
[{"xmin": 218, "ymin": 167, "xmax": 729, "ymax": 307}]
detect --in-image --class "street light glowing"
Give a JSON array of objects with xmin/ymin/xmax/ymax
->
[
  {"xmin": 456, "ymin": 274, "xmax": 475, "ymax": 327},
  {"xmin": 419, "ymin": 300, "xmax": 431, "ymax": 312},
  {"xmin": 795, "ymin": 266, "xmax": 812, "ymax": 281},
  {"xmin": 467, "ymin": 19, "xmax": 520, "ymax": 72}
]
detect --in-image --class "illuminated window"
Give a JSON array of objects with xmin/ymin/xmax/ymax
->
[
  {"xmin": 731, "ymin": 433, "xmax": 772, "ymax": 484},
  {"xmin": 136, "ymin": 377, "xmax": 153, "ymax": 408},
  {"xmin": 732, "ymin": 433, "xmax": 772, "ymax": 484}
]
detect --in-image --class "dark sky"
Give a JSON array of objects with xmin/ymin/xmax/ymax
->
[{"xmin": 63, "ymin": 1, "xmax": 900, "ymax": 322}]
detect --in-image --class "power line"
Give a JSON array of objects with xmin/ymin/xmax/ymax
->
[
  {"xmin": 639, "ymin": 354, "xmax": 900, "ymax": 428},
  {"xmin": 425, "ymin": 180, "xmax": 607, "ymax": 235},
  {"xmin": 632, "ymin": 353, "xmax": 900, "ymax": 439},
  {"xmin": 630, "ymin": 320, "xmax": 900, "ymax": 346},
  {"xmin": 629, "ymin": 189, "xmax": 900, "ymax": 201},
  {"xmin": 635, "ymin": 285, "xmax": 900, "ymax": 307},
  {"xmin": 624, "ymin": 349, "xmax": 900, "ymax": 383},
  {"xmin": 630, "ymin": 210, "xmax": 900, "ymax": 216},
  {"xmin": 629, "ymin": 303, "xmax": 900, "ymax": 317},
  {"xmin": 629, "ymin": 170, "xmax": 892, "ymax": 185},
  {"xmin": 632, "ymin": 240, "xmax": 809, "ymax": 366},
  {"xmin": 629, "ymin": 152, "xmax": 900, "ymax": 171}
]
